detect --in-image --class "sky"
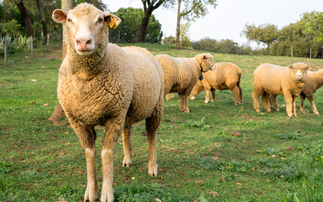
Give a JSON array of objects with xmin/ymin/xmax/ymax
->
[{"xmin": 102, "ymin": 0, "xmax": 323, "ymax": 48}]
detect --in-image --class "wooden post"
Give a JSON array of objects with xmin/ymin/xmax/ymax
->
[
  {"xmin": 47, "ymin": 34, "xmax": 50, "ymax": 51},
  {"xmin": 310, "ymin": 48, "xmax": 312, "ymax": 59},
  {"xmin": 4, "ymin": 35, "xmax": 7, "ymax": 67},
  {"xmin": 30, "ymin": 37, "xmax": 33, "ymax": 58},
  {"xmin": 291, "ymin": 46, "xmax": 293, "ymax": 57}
]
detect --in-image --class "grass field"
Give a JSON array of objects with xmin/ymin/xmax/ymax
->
[{"xmin": 1, "ymin": 43, "xmax": 323, "ymax": 202}]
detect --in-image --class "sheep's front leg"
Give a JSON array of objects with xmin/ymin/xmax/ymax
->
[
  {"xmin": 101, "ymin": 119, "xmax": 123, "ymax": 202},
  {"xmin": 65, "ymin": 116, "xmax": 98, "ymax": 202},
  {"xmin": 205, "ymin": 90, "xmax": 210, "ymax": 103},
  {"xmin": 261, "ymin": 91, "xmax": 271, "ymax": 112},
  {"xmin": 178, "ymin": 93, "xmax": 190, "ymax": 113},
  {"xmin": 283, "ymin": 92, "xmax": 294, "ymax": 117},
  {"xmin": 122, "ymin": 126, "xmax": 133, "ymax": 167},
  {"xmin": 292, "ymin": 95, "xmax": 299, "ymax": 116}
]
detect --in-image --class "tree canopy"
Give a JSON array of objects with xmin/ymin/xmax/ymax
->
[
  {"xmin": 299, "ymin": 11, "xmax": 323, "ymax": 44},
  {"xmin": 109, "ymin": 7, "xmax": 163, "ymax": 44}
]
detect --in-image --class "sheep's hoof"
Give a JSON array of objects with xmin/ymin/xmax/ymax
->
[
  {"xmin": 314, "ymin": 111, "xmax": 319, "ymax": 115},
  {"xmin": 287, "ymin": 113, "xmax": 293, "ymax": 117},
  {"xmin": 122, "ymin": 157, "xmax": 132, "ymax": 167},
  {"xmin": 211, "ymin": 99, "xmax": 215, "ymax": 102},
  {"xmin": 205, "ymin": 100, "xmax": 209, "ymax": 104},
  {"xmin": 190, "ymin": 97, "xmax": 195, "ymax": 100},
  {"xmin": 148, "ymin": 163, "xmax": 158, "ymax": 177},
  {"xmin": 275, "ymin": 108, "xmax": 280, "ymax": 112},
  {"xmin": 84, "ymin": 182, "xmax": 99, "ymax": 202},
  {"xmin": 266, "ymin": 109, "xmax": 271, "ymax": 112},
  {"xmin": 100, "ymin": 187, "xmax": 114, "ymax": 202},
  {"xmin": 256, "ymin": 110, "xmax": 260, "ymax": 113}
]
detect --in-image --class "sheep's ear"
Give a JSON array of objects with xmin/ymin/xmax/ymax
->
[
  {"xmin": 306, "ymin": 66, "xmax": 311, "ymax": 71},
  {"xmin": 289, "ymin": 66, "xmax": 293, "ymax": 69},
  {"xmin": 104, "ymin": 13, "xmax": 121, "ymax": 29},
  {"xmin": 203, "ymin": 55, "xmax": 207, "ymax": 60},
  {"xmin": 52, "ymin": 9, "xmax": 68, "ymax": 23}
]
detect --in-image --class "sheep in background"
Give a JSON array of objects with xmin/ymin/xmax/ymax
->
[
  {"xmin": 189, "ymin": 62, "xmax": 242, "ymax": 105},
  {"xmin": 252, "ymin": 62, "xmax": 310, "ymax": 117},
  {"xmin": 52, "ymin": 3, "xmax": 164, "ymax": 202},
  {"xmin": 300, "ymin": 69, "xmax": 323, "ymax": 115},
  {"xmin": 156, "ymin": 54, "xmax": 215, "ymax": 112}
]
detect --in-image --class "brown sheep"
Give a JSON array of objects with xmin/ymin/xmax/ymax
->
[
  {"xmin": 189, "ymin": 62, "xmax": 242, "ymax": 105},
  {"xmin": 156, "ymin": 54, "xmax": 216, "ymax": 112},
  {"xmin": 252, "ymin": 62, "xmax": 310, "ymax": 117},
  {"xmin": 52, "ymin": 3, "xmax": 164, "ymax": 202}
]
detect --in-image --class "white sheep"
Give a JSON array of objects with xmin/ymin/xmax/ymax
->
[
  {"xmin": 52, "ymin": 3, "xmax": 164, "ymax": 202},
  {"xmin": 299, "ymin": 69, "xmax": 323, "ymax": 115},
  {"xmin": 189, "ymin": 62, "xmax": 242, "ymax": 105},
  {"xmin": 156, "ymin": 54, "xmax": 215, "ymax": 112},
  {"xmin": 252, "ymin": 62, "xmax": 310, "ymax": 117}
]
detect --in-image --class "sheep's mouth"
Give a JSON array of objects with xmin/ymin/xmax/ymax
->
[{"xmin": 77, "ymin": 49, "xmax": 94, "ymax": 56}]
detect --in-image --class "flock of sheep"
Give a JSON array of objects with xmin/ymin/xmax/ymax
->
[{"xmin": 51, "ymin": 3, "xmax": 323, "ymax": 202}]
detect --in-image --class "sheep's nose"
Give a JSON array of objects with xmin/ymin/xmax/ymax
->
[{"xmin": 76, "ymin": 37, "xmax": 92, "ymax": 48}]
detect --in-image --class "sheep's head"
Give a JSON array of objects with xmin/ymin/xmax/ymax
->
[
  {"xmin": 195, "ymin": 53, "xmax": 216, "ymax": 73},
  {"xmin": 52, "ymin": 3, "xmax": 121, "ymax": 56},
  {"xmin": 289, "ymin": 62, "xmax": 311, "ymax": 82}
]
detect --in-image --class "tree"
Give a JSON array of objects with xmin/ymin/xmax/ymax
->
[
  {"xmin": 1, "ymin": 19, "xmax": 22, "ymax": 37},
  {"xmin": 241, "ymin": 23, "xmax": 278, "ymax": 54},
  {"xmin": 35, "ymin": 0, "xmax": 47, "ymax": 45},
  {"xmin": 162, "ymin": 35, "xmax": 176, "ymax": 45},
  {"xmin": 109, "ymin": 7, "xmax": 163, "ymax": 44},
  {"xmin": 174, "ymin": 0, "xmax": 217, "ymax": 50},
  {"xmin": 137, "ymin": 0, "xmax": 165, "ymax": 43},
  {"xmin": 12, "ymin": 0, "xmax": 34, "ymax": 37},
  {"xmin": 299, "ymin": 11, "xmax": 323, "ymax": 44},
  {"xmin": 179, "ymin": 22, "xmax": 191, "ymax": 48}
]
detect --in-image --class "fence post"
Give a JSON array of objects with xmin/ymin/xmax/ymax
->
[
  {"xmin": 4, "ymin": 35, "xmax": 8, "ymax": 67},
  {"xmin": 47, "ymin": 34, "xmax": 50, "ymax": 51},
  {"xmin": 291, "ymin": 46, "xmax": 293, "ymax": 57},
  {"xmin": 310, "ymin": 48, "xmax": 312, "ymax": 59},
  {"xmin": 31, "ymin": 36, "xmax": 33, "ymax": 58}
]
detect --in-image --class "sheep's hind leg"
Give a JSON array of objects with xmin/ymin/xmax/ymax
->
[
  {"xmin": 252, "ymin": 87, "xmax": 262, "ymax": 112},
  {"xmin": 300, "ymin": 93, "xmax": 306, "ymax": 113},
  {"xmin": 269, "ymin": 95, "xmax": 279, "ymax": 111},
  {"xmin": 122, "ymin": 126, "xmax": 133, "ymax": 167},
  {"xmin": 101, "ymin": 118, "xmax": 124, "ymax": 202},
  {"xmin": 179, "ymin": 92, "xmax": 190, "ymax": 113},
  {"xmin": 261, "ymin": 91, "xmax": 271, "ymax": 112},
  {"xmin": 145, "ymin": 96, "xmax": 163, "ymax": 177},
  {"xmin": 211, "ymin": 89, "xmax": 216, "ymax": 102},
  {"xmin": 230, "ymin": 84, "xmax": 241, "ymax": 105},
  {"xmin": 307, "ymin": 95, "xmax": 319, "ymax": 115}
]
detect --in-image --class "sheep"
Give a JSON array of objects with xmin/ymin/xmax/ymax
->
[
  {"xmin": 165, "ymin": 93, "xmax": 174, "ymax": 101},
  {"xmin": 52, "ymin": 3, "xmax": 164, "ymax": 202},
  {"xmin": 189, "ymin": 62, "xmax": 242, "ymax": 105},
  {"xmin": 252, "ymin": 62, "xmax": 310, "ymax": 117},
  {"xmin": 156, "ymin": 54, "xmax": 216, "ymax": 112}
]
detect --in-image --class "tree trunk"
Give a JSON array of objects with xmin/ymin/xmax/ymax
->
[
  {"xmin": 49, "ymin": 0, "xmax": 75, "ymax": 124},
  {"xmin": 15, "ymin": 0, "xmax": 34, "ymax": 38},
  {"xmin": 176, "ymin": 0, "xmax": 182, "ymax": 50},
  {"xmin": 137, "ymin": 12, "xmax": 151, "ymax": 43},
  {"xmin": 61, "ymin": 0, "xmax": 75, "ymax": 60},
  {"xmin": 36, "ymin": 0, "xmax": 47, "ymax": 45}
]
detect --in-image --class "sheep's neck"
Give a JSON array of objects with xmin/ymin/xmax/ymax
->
[
  {"xmin": 67, "ymin": 46, "xmax": 107, "ymax": 81},
  {"xmin": 193, "ymin": 58, "xmax": 202, "ymax": 78}
]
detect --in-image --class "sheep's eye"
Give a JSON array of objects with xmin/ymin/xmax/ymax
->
[
  {"xmin": 67, "ymin": 19, "xmax": 72, "ymax": 22},
  {"xmin": 98, "ymin": 19, "xmax": 103, "ymax": 23}
]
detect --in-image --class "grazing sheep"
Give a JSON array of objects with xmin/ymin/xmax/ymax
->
[
  {"xmin": 52, "ymin": 3, "xmax": 164, "ymax": 202},
  {"xmin": 189, "ymin": 62, "xmax": 242, "ymax": 105},
  {"xmin": 252, "ymin": 62, "xmax": 310, "ymax": 117},
  {"xmin": 156, "ymin": 54, "xmax": 215, "ymax": 112},
  {"xmin": 294, "ymin": 69, "xmax": 323, "ymax": 115}
]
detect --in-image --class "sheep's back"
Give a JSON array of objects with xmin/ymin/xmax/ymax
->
[{"xmin": 204, "ymin": 63, "xmax": 241, "ymax": 90}]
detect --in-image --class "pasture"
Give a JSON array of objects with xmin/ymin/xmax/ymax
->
[{"xmin": 1, "ymin": 43, "xmax": 323, "ymax": 201}]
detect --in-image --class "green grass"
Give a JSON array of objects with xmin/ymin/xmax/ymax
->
[{"xmin": 1, "ymin": 43, "xmax": 323, "ymax": 201}]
